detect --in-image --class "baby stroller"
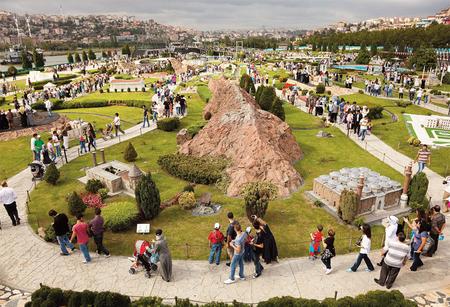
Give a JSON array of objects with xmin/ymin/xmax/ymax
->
[
  {"xmin": 128, "ymin": 240, "xmax": 159, "ymax": 278},
  {"xmin": 29, "ymin": 161, "xmax": 45, "ymax": 181},
  {"xmin": 101, "ymin": 123, "xmax": 114, "ymax": 140}
]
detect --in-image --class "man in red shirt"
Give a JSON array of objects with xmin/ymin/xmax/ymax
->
[
  {"xmin": 208, "ymin": 223, "xmax": 225, "ymax": 265},
  {"xmin": 70, "ymin": 214, "xmax": 91, "ymax": 263}
]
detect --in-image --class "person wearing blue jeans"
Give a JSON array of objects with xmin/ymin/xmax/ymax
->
[
  {"xmin": 208, "ymin": 223, "xmax": 224, "ymax": 265},
  {"xmin": 415, "ymin": 145, "xmax": 431, "ymax": 173},
  {"xmin": 224, "ymin": 223, "xmax": 247, "ymax": 284},
  {"xmin": 48, "ymin": 209, "xmax": 76, "ymax": 256},
  {"xmin": 142, "ymin": 106, "xmax": 150, "ymax": 128},
  {"xmin": 70, "ymin": 214, "xmax": 92, "ymax": 263}
]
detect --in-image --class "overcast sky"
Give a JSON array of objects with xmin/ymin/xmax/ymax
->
[{"xmin": 0, "ymin": 0, "xmax": 448, "ymax": 30}]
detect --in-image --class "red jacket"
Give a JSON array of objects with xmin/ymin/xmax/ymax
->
[{"xmin": 208, "ymin": 230, "xmax": 225, "ymax": 244}]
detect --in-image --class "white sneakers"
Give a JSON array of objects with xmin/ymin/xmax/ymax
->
[
  {"xmin": 325, "ymin": 268, "xmax": 332, "ymax": 275},
  {"xmin": 224, "ymin": 276, "xmax": 245, "ymax": 284},
  {"xmin": 224, "ymin": 279, "xmax": 236, "ymax": 284}
]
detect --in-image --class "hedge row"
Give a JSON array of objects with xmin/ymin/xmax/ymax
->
[
  {"xmin": 158, "ymin": 153, "xmax": 228, "ymax": 185},
  {"xmin": 27, "ymin": 285, "xmax": 416, "ymax": 307},
  {"xmin": 157, "ymin": 117, "xmax": 181, "ymax": 131},
  {"xmin": 32, "ymin": 99, "xmax": 149, "ymax": 111}
]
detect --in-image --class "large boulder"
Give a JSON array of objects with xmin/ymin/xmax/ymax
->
[{"xmin": 179, "ymin": 79, "xmax": 303, "ymax": 197}]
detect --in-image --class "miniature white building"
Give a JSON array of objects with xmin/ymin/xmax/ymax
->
[
  {"xmin": 425, "ymin": 116, "xmax": 450, "ymax": 130},
  {"xmin": 109, "ymin": 79, "xmax": 145, "ymax": 92}
]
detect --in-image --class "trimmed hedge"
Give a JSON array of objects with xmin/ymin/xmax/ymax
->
[
  {"xmin": 31, "ymin": 74, "xmax": 77, "ymax": 90},
  {"xmin": 158, "ymin": 153, "xmax": 228, "ymax": 185},
  {"xmin": 26, "ymin": 285, "xmax": 416, "ymax": 307},
  {"xmin": 186, "ymin": 122, "xmax": 206, "ymax": 138},
  {"xmin": 157, "ymin": 117, "xmax": 181, "ymax": 131},
  {"xmin": 32, "ymin": 99, "xmax": 149, "ymax": 111},
  {"xmin": 102, "ymin": 201, "xmax": 139, "ymax": 232}
]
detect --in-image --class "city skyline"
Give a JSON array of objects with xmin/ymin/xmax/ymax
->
[{"xmin": 0, "ymin": 0, "xmax": 448, "ymax": 30}]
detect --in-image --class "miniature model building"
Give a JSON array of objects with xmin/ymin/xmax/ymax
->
[{"xmin": 312, "ymin": 167, "xmax": 403, "ymax": 216}]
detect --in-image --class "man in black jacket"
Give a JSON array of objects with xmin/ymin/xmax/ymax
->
[{"xmin": 48, "ymin": 209, "xmax": 76, "ymax": 256}]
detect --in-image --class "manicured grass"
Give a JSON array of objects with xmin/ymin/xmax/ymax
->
[
  {"xmin": 340, "ymin": 93, "xmax": 450, "ymax": 176},
  {"xmin": 0, "ymin": 135, "xmax": 37, "ymax": 181},
  {"xmin": 28, "ymin": 93, "xmax": 400, "ymax": 260},
  {"xmin": 56, "ymin": 106, "xmax": 143, "ymax": 131},
  {"xmin": 70, "ymin": 91, "xmax": 152, "ymax": 105},
  {"xmin": 197, "ymin": 85, "xmax": 211, "ymax": 103},
  {"xmin": 432, "ymin": 84, "xmax": 450, "ymax": 92}
]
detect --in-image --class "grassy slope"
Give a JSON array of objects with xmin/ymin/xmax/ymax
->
[
  {"xmin": 28, "ymin": 93, "xmax": 401, "ymax": 259},
  {"xmin": 340, "ymin": 93, "xmax": 450, "ymax": 176}
]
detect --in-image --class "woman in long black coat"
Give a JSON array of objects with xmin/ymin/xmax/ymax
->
[{"xmin": 251, "ymin": 216, "xmax": 278, "ymax": 264}]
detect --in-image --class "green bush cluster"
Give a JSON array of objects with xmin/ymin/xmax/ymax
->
[
  {"xmin": 31, "ymin": 74, "xmax": 77, "ymax": 90},
  {"xmin": 158, "ymin": 153, "xmax": 228, "ymax": 185},
  {"xmin": 241, "ymin": 181, "xmax": 278, "ymax": 221},
  {"xmin": 135, "ymin": 174, "xmax": 161, "ymax": 220},
  {"xmin": 407, "ymin": 136, "xmax": 421, "ymax": 147},
  {"xmin": 102, "ymin": 201, "xmax": 139, "ymax": 232},
  {"xmin": 123, "ymin": 142, "xmax": 138, "ymax": 162},
  {"xmin": 85, "ymin": 179, "xmax": 104, "ymax": 194},
  {"xmin": 367, "ymin": 106, "xmax": 384, "ymax": 120},
  {"xmin": 43, "ymin": 163, "xmax": 60, "ymax": 185},
  {"xmin": 316, "ymin": 83, "xmax": 326, "ymax": 94},
  {"xmin": 338, "ymin": 189, "xmax": 359, "ymax": 223},
  {"xmin": 239, "ymin": 74, "xmax": 256, "ymax": 95},
  {"xmin": 32, "ymin": 99, "xmax": 149, "ymax": 111},
  {"xmin": 408, "ymin": 172, "xmax": 429, "ymax": 207},
  {"xmin": 27, "ymin": 285, "xmax": 415, "ymax": 307},
  {"xmin": 67, "ymin": 191, "xmax": 86, "ymax": 217},
  {"xmin": 255, "ymin": 86, "xmax": 285, "ymax": 121},
  {"xmin": 186, "ymin": 122, "xmax": 206, "ymax": 138},
  {"xmin": 396, "ymin": 100, "xmax": 412, "ymax": 107},
  {"xmin": 178, "ymin": 191, "xmax": 197, "ymax": 210},
  {"xmin": 157, "ymin": 117, "xmax": 181, "ymax": 132}
]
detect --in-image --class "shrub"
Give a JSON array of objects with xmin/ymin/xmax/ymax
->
[
  {"xmin": 183, "ymin": 184, "xmax": 195, "ymax": 193},
  {"xmin": 358, "ymin": 89, "xmax": 364, "ymax": 94},
  {"xmin": 178, "ymin": 192, "xmax": 196, "ymax": 210},
  {"xmin": 102, "ymin": 201, "xmax": 139, "ymax": 232},
  {"xmin": 301, "ymin": 89, "xmax": 308, "ymax": 95},
  {"xmin": 258, "ymin": 86, "xmax": 276, "ymax": 111},
  {"xmin": 313, "ymin": 200, "xmax": 323, "ymax": 207},
  {"xmin": 204, "ymin": 111, "xmax": 212, "ymax": 120},
  {"xmin": 158, "ymin": 153, "xmax": 228, "ymax": 185},
  {"xmin": 186, "ymin": 122, "xmax": 206, "ymax": 138},
  {"xmin": 98, "ymin": 188, "xmax": 109, "ymax": 201},
  {"xmin": 412, "ymin": 138, "xmax": 421, "ymax": 147},
  {"xmin": 43, "ymin": 163, "xmax": 60, "ymax": 185},
  {"xmin": 255, "ymin": 85, "xmax": 264, "ymax": 103},
  {"xmin": 81, "ymin": 193, "xmax": 104, "ymax": 209},
  {"xmin": 67, "ymin": 192, "xmax": 86, "ymax": 217},
  {"xmin": 367, "ymin": 106, "xmax": 384, "ymax": 120},
  {"xmin": 339, "ymin": 189, "xmax": 359, "ymax": 223},
  {"xmin": 135, "ymin": 174, "xmax": 161, "ymax": 220},
  {"xmin": 270, "ymin": 97, "xmax": 285, "ymax": 121},
  {"xmin": 396, "ymin": 100, "xmax": 411, "ymax": 107},
  {"xmin": 408, "ymin": 172, "xmax": 429, "ymax": 206},
  {"xmin": 241, "ymin": 182, "xmax": 278, "ymax": 221},
  {"xmin": 316, "ymin": 83, "xmax": 325, "ymax": 94},
  {"xmin": 353, "ymin": 216, "xmax": 366, "ymax": 228},
  {"xmin": 123, "ymin": 142, "xmax": 138, "ymax": 162},
  {"xmin": 239, "ymin": 74, "xmax": 256, "ymax": 95},
  {"xmin": 85, "ymin": 179, "xmax": 104, "ymax": 193},
  {"xmin": 157, "ymin": 117, "xmax": 180, "ymax": 131}
]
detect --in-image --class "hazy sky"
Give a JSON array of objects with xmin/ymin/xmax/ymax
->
[{"xmin": 0, "ymin": 0, "xmax": 448, "ymax": 30}]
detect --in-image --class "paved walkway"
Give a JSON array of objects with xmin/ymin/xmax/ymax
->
[{"xmin": 0, "ymin": 93, "xmax": 449, "ymax": 305}]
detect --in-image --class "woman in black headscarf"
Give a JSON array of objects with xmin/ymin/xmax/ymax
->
[{"xmin": 251, "ymin": 215, "xmax": 278, "ymax": 264}]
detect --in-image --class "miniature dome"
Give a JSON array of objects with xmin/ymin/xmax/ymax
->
[{"xmin": 129, "ymin": 164, "xmax": 143, "ymax": 178}]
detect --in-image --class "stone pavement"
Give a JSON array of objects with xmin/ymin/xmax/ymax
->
[
  {"xmin": 0, "ymin": 97, "xmax": 449, "ymax": 305},
  {"xmin": 410, "ymin": 287, "xmax": 450, "ymax": 307}
]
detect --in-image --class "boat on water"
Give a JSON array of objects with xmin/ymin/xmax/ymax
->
[{"xmin": 0, "ymin": 45, "xmax": 34, "ymax": 65}]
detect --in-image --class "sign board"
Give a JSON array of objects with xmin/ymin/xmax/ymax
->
[{"xmin": 136, "ymin": 223, "xmax": 150, "ymax": 234}]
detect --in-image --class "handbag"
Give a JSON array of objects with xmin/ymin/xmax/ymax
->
[{"xmin": 321, "ymin": 249, "xmax": 333, "ymax": 261}]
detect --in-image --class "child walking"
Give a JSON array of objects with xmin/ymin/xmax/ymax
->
[
  {"xmin": 309, "ymin": 225, "xmax": 323, "ymax": 260},
  {"xmin": 321, "ymin": 229, "xmax": 336, "ymax": 275},
  {"xmin": 347, "ymin": 224, "xmax": 375, "ymax": 272},
  {"xmin": 208, "ymin": 223, "xmax": 225, "ymax": 265}
]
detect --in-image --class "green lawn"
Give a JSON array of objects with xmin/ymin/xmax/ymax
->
[
  {"xmin": 432, "ymin": 84, "xmax": 450, "ymax": 92},
  {"xmin": 197, "ymin": 85, "xmax": 211, "ymax": 103},
  {"xmin": 28, "ymin": 93, "xmax": 401, "ymax": 260},
  {"xmin": 0, "ymin": 135, "xmax": 39, "ymax": 181},
  {"xmin": 56, "ymin": 106, "xmax": 143, "ymax": 131},
  {"xmin": 70, "ymin": 91, "xmax": 152, "ymax": 105},
  {"xmin": 340, "ymin": 93, "xmax": 450, "ymax": 176}
]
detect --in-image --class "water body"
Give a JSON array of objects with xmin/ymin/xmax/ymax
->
[{"xmin": 0, "ymin": 53, "xmax": 102, "ymax": 72}]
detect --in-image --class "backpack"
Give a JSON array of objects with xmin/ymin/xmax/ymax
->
[{"xmin": 422, "ymin": 236, "xmax": 435, "ymax": 254}]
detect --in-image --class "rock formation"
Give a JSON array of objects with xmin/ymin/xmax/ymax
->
[{"xmin": 179, "ymin": 79, "xmax": 303, "ymax": 197}]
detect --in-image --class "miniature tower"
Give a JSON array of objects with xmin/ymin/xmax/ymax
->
[
  {"xmin": 128, "ymin": 164, "xmax": 143, "ymax": 190},
  {"xmin": 400, "ymin": 162, "xmax": 413, "ymax": 208}
]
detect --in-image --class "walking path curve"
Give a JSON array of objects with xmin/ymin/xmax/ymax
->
[{"xmin": 0, "ymin": 99, "xmax": 449, "ymax": 305}]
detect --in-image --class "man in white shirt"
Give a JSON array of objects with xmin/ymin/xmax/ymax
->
[
  {"xmin": 113, "ymin": 113, "xmax": 125, "ymax": 137},
  {"xmin": 44, "ymin": 99, "xmax": 53, "ymax": 118},
  {"xmin": 0, "ymin": 181, "xmax": 20, "ymax": 226},
  {"xmin": 374, "ymin": 232, "xmax": 410, "ymax": 289},
  {"xmin": 30, "ymin": 133, "xmax": 37, "ymax": 160}
]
